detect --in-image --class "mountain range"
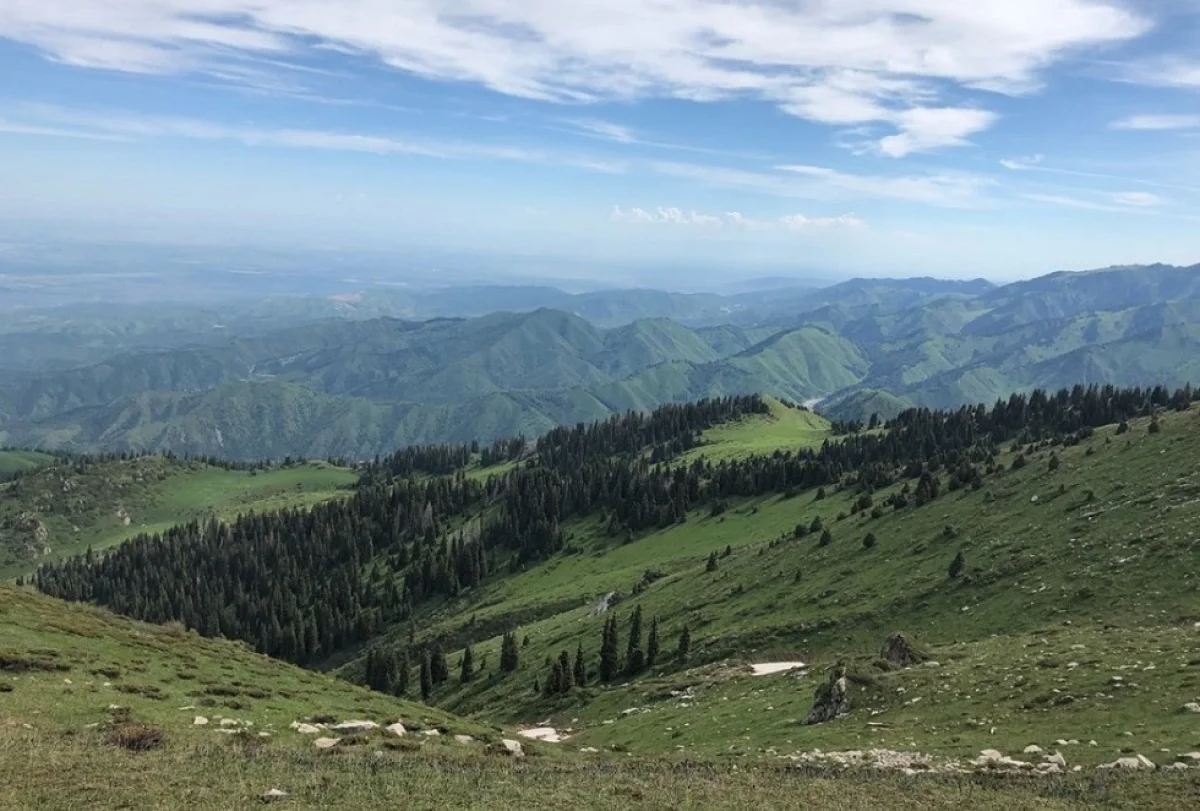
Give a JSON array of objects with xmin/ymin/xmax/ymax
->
[{"xmin": 1, "ymin": 263, "xmax": 1197, "ymax": 459}]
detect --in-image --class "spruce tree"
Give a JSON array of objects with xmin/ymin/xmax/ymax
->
[
  {"xmin": 705, "ymin": 551, "xmax": 719, "ymax": 572},
  {"xmin": 396, "ymin": 649, "xmax": 410, "ymax": 696},
  {"xmin": 460, "ymin": 645, "xmax": 474, "ymax": 683},
  {"xmin": 500, "ymin": 630, "xmax": 520, "ymax": 673},
  {"xmin": 573, "ymin": 643, "xmax": 586, "ymax": 687},
  {"xmin": 819, "ymin": 528, "xmax": 833, "ymax": 547},
  {"xmin": 419, "ymin": 651, "xmax": 433, "ymax": 701},
  {"xmin": 677, "ymin": 624, "xmax": 691, "ymax": 662},
  {"xmin": 626, "ymin": 605, "xmax": 645, "ymax": 675},
  {"xmin": 948, "ymin": 551, "xmax": 966, "ymax": 579},
  {"xmin": 646, "ymin": 617, "xmax": 660, "ymax": 668},
  {"xmin": 599, "ymin": 615, "xmax": 620, "ymax": 682},
  {"xmin": 430, "ymin": 643, "xmax": 449, "ymax": 685},
  {"xmin": 558, "ymin": 650, "xmax": 574, "ymax": 691}
]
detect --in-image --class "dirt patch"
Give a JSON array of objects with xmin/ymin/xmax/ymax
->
[
  {"xmin": 104, "ymin": 723, "xmax": 166, "ymax": 752},
  {"xmin": 0, "ymin": 652, "xmax": 69, "ymax": 673}
]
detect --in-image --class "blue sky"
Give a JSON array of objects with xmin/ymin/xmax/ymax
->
[{"xmin": 1, "ymin": 0, "xmax": 1199, "ymax": 283}]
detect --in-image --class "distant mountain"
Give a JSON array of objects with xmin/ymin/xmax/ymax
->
[{"xmin": 3, "ymin": 263, "xmax": 1198, "ymax": 458}]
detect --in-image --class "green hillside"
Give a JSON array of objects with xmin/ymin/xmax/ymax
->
[
  {"xmin": 0, "ymin": 455, "xmax": 355, "ymax": 578},
  {"xmin": 0, "ymin": 449, "xmax": 56, "ymax": 478},
  {"xmin": 819, "ymin": 389, "xmax": 913, "ymax": 423}
]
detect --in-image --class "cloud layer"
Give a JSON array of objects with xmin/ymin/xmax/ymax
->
[
  {"xmin": 0, "ymin": 0, "xmax": 1152, "ymax": 156},
  {"xmin": 611, "ymin": 205, "xmax": 865, "ymax": 231}
]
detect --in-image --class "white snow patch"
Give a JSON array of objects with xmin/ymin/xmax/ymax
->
[
  {"xmin": 518, "ymin": 727, "xmax": 568, "ymax": 743},
  {"xmin": 750, "ymin": 661, "xmax": 806, "ymax": 676}
]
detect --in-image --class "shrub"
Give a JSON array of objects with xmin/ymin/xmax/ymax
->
[{"xmin": 862, "ymin": 533, "xmax": 877, "ymax": 550}]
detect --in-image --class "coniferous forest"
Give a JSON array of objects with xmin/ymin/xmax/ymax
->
[{"xmin": 34, "ymin": 384, "xmax": 1194, "ymax": 670}]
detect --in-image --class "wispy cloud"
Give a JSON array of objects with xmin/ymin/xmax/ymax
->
[
  {"xmin": 999, "ymin": 154, "xmax": 1045, "ymax": 170},
  {"xmin": 4, "ymin": 105, "xmax": 626, "ymax": 173},
  {"xmin": 0, "ymin": 0, "xmax": 1153, "ymax": 157},
  {"xmin": 1110, "ymin": 191, "xmax": 1164, "ymax": 207},
  {"xmin": 1110, "ymin": 114, "xmax": 1200, "ymax": 131},
  {"xmin": 611, "ymin": 205, "xmax": 865, "ymax": 230}
]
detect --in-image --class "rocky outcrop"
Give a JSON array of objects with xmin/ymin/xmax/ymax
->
[
  {"xmin": 500, "ymin": 739, "xmax": 525, "ymax": 757},
  {"xmin": 803, "ymin": 664, "xmax": 850, "ymax": 725},
  {"xmin": 1099, "ymin": 755, "xmax": 1156, "ymax": 771},
  {"xmin": 879, "ymin": 633, "xmax": 925, "ymax": 668},
  {"xmin": 330, "ymin": 720, "xmax": 377, "ymax": 733},
  {"xmin": 386, "ymin": 722, "xmax": 407, "ymax": 737}
]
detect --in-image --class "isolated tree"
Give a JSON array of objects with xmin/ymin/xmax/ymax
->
[
  {"xmin": 722, "ymin": 544, "xmax": 733, "ymax": 558},
  {"xmin": 705, "ymin": 551, "xmax": 719, "ymax": 572},
  {"xmin": 419, "ymin": 651, "xmax": 433, "ymax": 701},
  {"xmin": 396, "ymin": 649, "xmax": 410, "ymax": 696},
  {"xmin": 646, "ymin": 617, "xmax": 660, "ymax": 669},
  {"xmin": 573, "ymin": 644, "xmax": 587, "ymax": 687},
  {"xmin": 809, "ymin": 516, "xmax": 823, "ymax": 533},
  {"xmin": 626, "ymin": 605, "xmax": 645, "ymax": 675},
  {"xmin": 815, "ymin": 486, "xmax": 826, "ymax": 501},
  {"xmin": 948, "ymin": 551, "xmax": 966, "ymax": 579},
  {"xmin": 460, "ymin": 645, "xmax": 474, "ymax": 683},
  {"xmin": 430, "ymin": 643, "xmax": 448, "ymax": 685},
  {"xmin": 819, "ymin": 529, "xmax": 833, "ymax": 547},
  {"xmin": 1149, "ymin": 414, "xmax": 1162, "ymax": 434},
  {"xmin": 862, "ymin": 532, "xmax": 877, "ymax": 550},
  {"xmin": 599, "ymin": 615, "xmax": 620, "ymax": 682},
  {"xmin": 677, "ymin": 625, "xmax": 691, "ymax": 663},
  {"xmin": 558, "ymin": 650, "xmax": 574, "ymax": 691},
  {"xmin": 1048, "ymin": 452, "xmax": 1060, "ymax": 472},
  {"xmin": 500, "ymin": 630, "xmax": 520, "ymax": 673}
]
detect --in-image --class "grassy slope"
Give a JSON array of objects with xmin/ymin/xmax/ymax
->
[
  {"xmin": 377, "ymin": 409, "xmax": 1200, "ymax": 770},
  {"xmin": 0, "ymin": 449, "xmax": 56, "ymax": 476},
  {"xmin": 676, "ymin": 397, "xmax": 831, "ymax": 463},
  {"xmin": 1, "ymin": 583, "xmax": 1183, "ymax": 810},
  {"xmin": 0, "ymin": 457, "xmax": 355, "ymax": 579}
]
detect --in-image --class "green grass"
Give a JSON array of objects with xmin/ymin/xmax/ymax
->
[
  {"xmin": 0, "ymin": 449, "xmax": 57, "ymax": 477},
  {"xmin": 0, "ymin": 457, "xmax": 356, "ymax": 579},
  {"xmin": 677, "ymin": 397, "xmax": 831, "ymax": 463},
  {"xmin": 361, "ymin": 408, "xmax": 1200, "ymax": 778},
  {"xmin": 2, "ymin": 589, "xmax": 1190, "ymax": 810}
]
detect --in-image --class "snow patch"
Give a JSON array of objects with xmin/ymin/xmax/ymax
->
[
  {"xmin": 518, "ymin": 727, "xmax": 567, "ymax": 743},
  {"xmin": 750, "ymin": 661, "xmax": 806, "ymax": 676}
]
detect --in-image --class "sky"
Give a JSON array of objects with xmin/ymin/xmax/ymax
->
[{"xmin": 1, "ymin": 0, "xmax": 1200, "ymax": 283}]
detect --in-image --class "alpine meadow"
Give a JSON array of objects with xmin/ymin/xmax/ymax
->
[{"xmin": 6, "ymin": 0, "xmax": 1200, "ymax": 807}]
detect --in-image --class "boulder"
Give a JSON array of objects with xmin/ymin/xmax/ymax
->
[
  {"xmin": 454, "ymin": 734, "xmax": 474, "ymax": 744},
  {"xmin": 422, "ymin": 729, "xmax": 441, "ymax": 736},
  {"xmin": 803, "ymin": 665, "xmax": 851, "ymax": 725},
  {"xmin": 1045, "ymin": 752, "xmax": 1067, "ymax": 768},
  {"xmin": 1099, "ymin": 755, "xmax": 1155, "ymax": 771},
  {"xmin": 261, "ymin": 789, "xmax": 289, "ymax": 801},
  {"xmin": 1182, "ymin": 702, "xmax": 1200, "ymax": 714},
  {"xmin": 1023, "ymin": 745, "xmax": 1043, "ymax": 755},
  {"xmin": 219, "ymin": 718, "xmax": 240, "ymax": 727},
  {"xmin": 879, "ymin": 634, "xmax": 924, "ymax": 668},
  {"xmin": 386, "ymin": 722, "xmax": 407, "ymax": 737},
  {"xmin": 500, "ymin": 739, "xmax": 525, "ymax": 758},
  {"xmin": 293, "ymin": 723, "xmax": 321, "ymax": 735},
  {"xmin": 331, "ymin": 720, "xmax": 378, "ymax": 733},
  {"xmin": 313, "ymin": 737, "xmax": 341, "ymax": 750},
  {"xmin": 193, "ymin": 716, "xmax": 209, "ymax": 726}
]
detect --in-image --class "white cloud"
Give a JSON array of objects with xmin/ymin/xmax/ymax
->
[
  {"xmin": 1000, "ymin": 154, "xmax": 1045, "ymax": 170},
  {"xmin": 1110, "ymin": 191, "xmax": 1164, "ymax": 207},
  {"xmin": 567, "ymin": 118, "xmax": 638, "ymax": 144},
  {"xmin": 0, "ymin": 0, "xmax": 1152, "ymax": 157},
  {"xmin": 1110, "ymin": 114, "xmax": 1200, "ymax": 131},
  {"xmin": 1121, "ymin": 58, "xmax": 1200, "ymax": 90},
  {"xmin": 772, "ymin": 163, "xmax": 993, "ymax": 207},
  {"xmin": 612, "ymin": 206, "xmax": 865, "ymax": 231}
]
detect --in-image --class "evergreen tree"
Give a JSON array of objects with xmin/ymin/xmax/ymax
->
[
  {"xmin": 705, "ymin": 551, "xmax": 719, "ymax": 572},
  {"xmin": 948, "ymin": 551, "xmax": 966, "ymax": 579},
  {"xmin": 626, "ymin": 605, "xmax": 645, "ymax": 675},
  {"xmin": 396, "ymin": 649, "xmax": 410, "ymax": 696},
  {"xmin": 646, "ymin": 617, "xmax": 660, "ymax": 668},
  {"xmin": 676, "ymin": 625, "xmax": 691, "ymax": 662},
  {"xmin": 862, "ymin": 532, "xmax": 877, "ymax": 550},
  {"xmin": 599, "ymin": 615, "xmax": 620, "ymax": 681},
  {"xmin": 573, "ymin": 644, "xmax": 586, "ymax": 687},
  {"xmin": 460, "ymin": 645, "xmax": 474, "ymax": 683},
  {"xmin": 500, "ymin": 631, "xmax": 520, "ymax": 673},
  {"xmin": 430, "ymin": 643, "xmax": 449, "ymax": 685},
  {"xmin": 558, "ymin": 650, "xmax": 574, "ymax": 691},
  {"xmin": 819, "ymin": 528, "xmax": 833, "ymax": 547},
  {"xmin": 419, "ymin": 651, "xmax": 433, "ymax": 701}
]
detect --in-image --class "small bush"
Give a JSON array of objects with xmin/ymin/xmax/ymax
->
[
  {"xmin": 0, "ymin": 683, "xmax": 13, "ymax": 693},
  {"xmin": 105, "ymin": 723, "xmax": 166, "ymax": 752}
]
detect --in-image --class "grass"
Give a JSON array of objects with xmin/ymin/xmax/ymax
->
[
  {"xmin": 676, "ymin": 397, "xmax": 831, "ymax": 464},
  {"xmin": 0, "ymin": 449, "xmax": 56, "ymax": 477},
  {"xmin": 0, "ymin": 457, "xmax": 356, "ymax": 579}
]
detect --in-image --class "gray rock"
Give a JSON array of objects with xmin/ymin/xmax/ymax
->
[
  {"xmin": 313, "ymin": 737, "xmax": 341, "ymax": 749},
  {"xmin": 1099, "ymin": 755, "xmax": 1155, "ymax": 771},
  {"xmin": 193, "ymin": 716, "xmax": 209, "ymax": 726},
  {"xmin": 1183, "ymin": 702, "xmax": 1200, "ymax": 714},
  {"xmin": 501, "ymin": 739, "xmax": 525, "ymax": 757},
  {"xmin": 1023, "ymin": 745, "xmax": 1043, "ymax": 754},
  {"xmin": 261, "ymin": 789, "xmax": 289, "ymax": 801},
  {"xmin": 293, "ymin": 723, "xmax": 321, "ymax": 735},
  {"xmin": 331, "ymin": 720, "xmax": 378, "ymax": 733},
  {"xmin": 386, "ymin": 722, "xmax": 407, "ymax": 737}
]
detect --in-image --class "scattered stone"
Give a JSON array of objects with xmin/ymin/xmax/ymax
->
[
  {"xmin": 193, "ymin": 716, "xmax": 209, "ymax": 726},
  {"xmin": 1176, "ymin": 752, "xmax": 1200, "ymax": 763},
  {"xmin": 454, "ymin": 734, "xmax": 473, "ymax": 744},
  {"xmin": 501, "ymin": 739, "xmax": 525, "ymax": 758},
  {"xmin": 1045, "ymin": 752, "xmax": 1067, "ymax": 768},
  {"xmin": 261, "ymin": 789, "xmax": 289, "ymax": 801},
  {"xmin": 579, "ymin": 746, "xmax": 600, "ymax": 753},
  {"xmin": 293, "ymin": 723, "xmax": 321, "ymax": 735},
  {"xmin": 803, "ymin": 665, "xmax": 851, "ymax": 725},
  {"xmin": 1099, "ymin": 755, "xmax": 1155, "ymax": 771},
  {"xmin": 1182, "ymin": 702, "xmax": 1200, "ymax": 714},
  {"xmin": 1162, "ymin": 763, "xmax": 1190, "ymax": 771},
  {"xmin": 879, "ymin": 633, "xmax": 924, "ymax": 668},
  {"xmin": 421, "ymin": 729, "xmax": 440, "ymax": 737},
  {"xmin": 1023, "ymin": 745, "xmax": 1043, "ymax": 755},
  {"xmin": 219, "ymin": 718, "xmax": 241, "ymax": 727},
  {"xmin": 331, "ymin": 720, "xmax": 378, "ymax": 734},
  {"xmin": 313, "ymin": 737, "xmax": 341, "ymax": 750},
  {"xmin": 386, "ymin": 722, "xmax": 407, "ymax": 737}
]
